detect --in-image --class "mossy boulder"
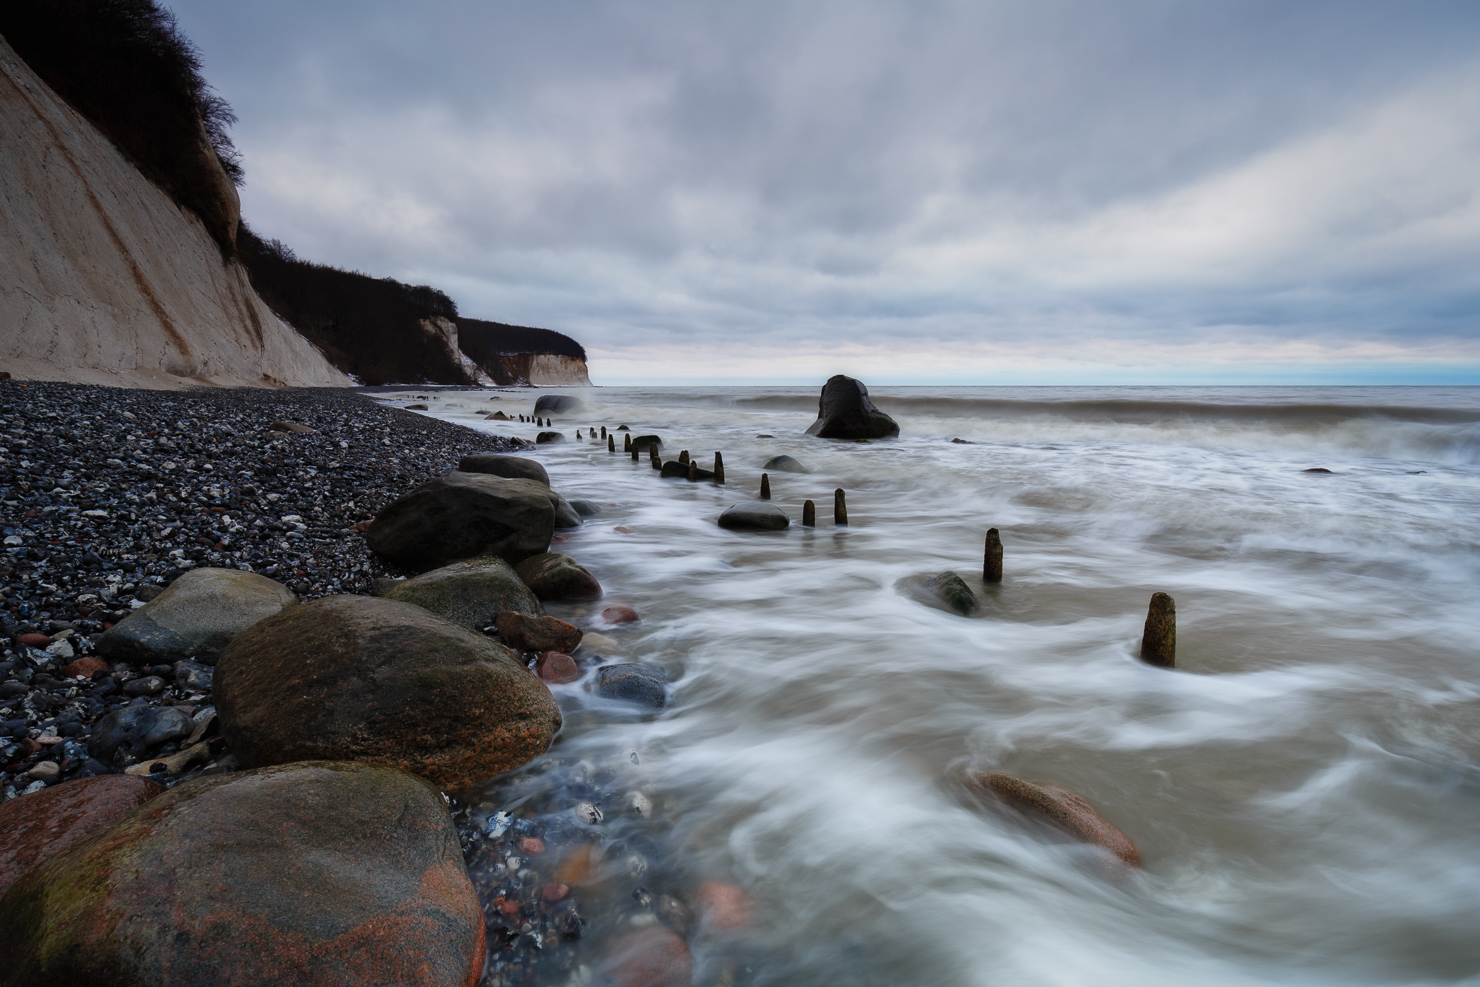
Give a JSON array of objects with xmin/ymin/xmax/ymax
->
[
  {"xmin": 0, "ymin": 762, "xmax": 485, "ymax": 987},
  {"xmin": 514, "ymin": 553, "xmax": 603, "ymax": 601},
  {"xmin": 366, "ymin": 471, "xmax": 554, "ymax": 572},
  {"xmin": 927, "ymin": 571, "xmax": 978, "ymax": 615},
  {"xmin": 387, "ymin": 556, "xmax": 544, "ymax": 629},
  {"xmin": 0, "ymin": 775, "xmax": 165, "ymax": 899},
  {"xmin": 456, "ymin": 453, "xmax": 549, "ymax": 486},
  {"xmin": 214, "ymin": 596, "xmax": 561, "ymax": 791},
  {"xmin": 98, "ymin": 567, "xmax": 295, "ymax": 666}
]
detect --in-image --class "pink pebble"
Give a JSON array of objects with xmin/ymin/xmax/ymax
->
[
  {"xmin": 602, "ymin": 605, "xmax": 640, "ymax": 625},
  {"xmin": 519, "ymin": 837, "xmax": 546, "ymax": 856}
]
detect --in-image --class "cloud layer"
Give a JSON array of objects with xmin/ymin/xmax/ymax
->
[{"xmin": 172, "ymin": 0, "xmax": 1480, "ymax": 382}]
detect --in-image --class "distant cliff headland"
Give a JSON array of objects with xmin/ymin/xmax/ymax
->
[{"xmin": 0, "ymin": 0, "xmax": 589, "ymax": 388}]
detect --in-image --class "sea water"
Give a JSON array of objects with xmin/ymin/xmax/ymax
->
[{"xmin": 387, "ymin": 386, "xmax": 1480, "ymax": 987}]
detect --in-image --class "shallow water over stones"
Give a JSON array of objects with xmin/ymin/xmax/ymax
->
[{"xmin": 403, "ymin": 385, "xmax": 1480, "ymax": 987}]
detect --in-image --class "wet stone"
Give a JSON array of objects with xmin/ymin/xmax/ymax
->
[{"xmin": 594, "ymin": 664, "xmax": 668, "ymax": 710}]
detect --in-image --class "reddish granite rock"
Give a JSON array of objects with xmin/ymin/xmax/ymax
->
[
  {"xmin": 970, "ymin": 772, "xmax": 1142, "ymax": 867},
  {"xmin": 601, "ymin": 927, "xmax": 692, "ymax": 987},
  {"xmin": 215, "ymin": 596, "xmax": 561, "ymax": 791},
  {"xmin": 496, "ymin": 611, "xmax": 583, "ymax": 654},
  {"xmin": 16, "ymin": 633, "xmax": 50, "ymax": 648},
  {"xmin": 601, "ymin": 605, "xmax": 641, "ymax": 625},
  {"xmin": 0, "ymin": 762, "xmax": 485, "ymax": 987},
  {"xmin": 0, "ymin": 775, "xmax": 165, "ymax": 898},
  {"xmin": 536, "ymin": 652, "xmax": 580, "ymax": 685},
  {"xmin": 60, "ymin": 656, "xmax": 109, "ymax": 679},
  {"xmin": 696, "ymin": 880, "xmax": 754, "ymax": 932}
]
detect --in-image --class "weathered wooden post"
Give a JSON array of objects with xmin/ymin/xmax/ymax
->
[
  {"xmin": 608, "ymin": 435, "xmax": 616, "ymax": 452},
  {"xmin": 984, "ymin": 528, "xmax": 1003, "ymax": 583},
  {"xmin": 714, "ymin": 452, "xmax": 725, "ymax": 484},
  {"xmin": 760, "ymin": 474, "xmax": 771, "ymax": 500},
  {"xmin": 802, "ymin": 500, "xmax": 815, "ymax": 526},
  {"xmin": 834, "ymin": 488, "xmax": 848, "ymax": 525},
  {"xmin": 679, "ymin": 450, "xmax": 690, "ymax": 465}
]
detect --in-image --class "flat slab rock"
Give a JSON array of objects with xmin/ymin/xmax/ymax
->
[
  {"xmin": 718, "ymin": 503, "xmax": 790, "ymax": 531},
  {"xmin": 215, "ymin": 595, "xmax": 561, "ymax": 791},
  {"xmin": 0, "ymin": 774, "xmax": 165, "ymax": 899},
  {"xmin": 0, "ymin": 761, "xmax": 485, "ymax": 987},
  {"xmin": 98, "ymin": 567, "xmax": 296, "ymax": 666}
]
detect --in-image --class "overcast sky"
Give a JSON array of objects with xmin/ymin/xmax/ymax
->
[{"xmin": 170, "ymin": 0, "xmax": 1480, "ymax": 384}]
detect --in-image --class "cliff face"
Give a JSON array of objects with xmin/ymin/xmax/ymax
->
[
  {"xmin": 455, "ymin": 317, "xmax": 591, "ymax": 386},
  {"xmin": 0, "ymin": 35, "xmax": 349, "ymax": 389}
]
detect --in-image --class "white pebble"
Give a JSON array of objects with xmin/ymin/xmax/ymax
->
[
  {"xmin": 573, "ymin": 801, "xmax": 603, "ymax": 825},
  {"xmin": 625, "ymin": 791, "xmax": 653, "ymax": 818}
]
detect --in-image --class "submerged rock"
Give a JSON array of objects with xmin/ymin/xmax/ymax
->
[
  {"xmin": 98, "ymin": 567, "xmax": 296, "ymax": 666},
  {"xmin": 569, "ymin": 499, "xmax": 602, "ymax": 517},
  {"xmin": 0, "ymin": 762, "xmax": 485, "ymax": 987},
  {"xmin": 515, "ymin": 552, "xmax": 603, "ymax": 601},
  {"xmin": 718, "ymin": 503, "xmax": 790, "ymax": 531},
  {"xmin": 457, "ymin": 452, "xmax": 550, "ymax": 486},
  {"xmin": 631, "ymin": 434, "xmax": 663, "ymax": 452},
  {"xmin": 366, "ymin": 471, "xmax": 554, "ymax": 572},
  {"xmin": 928, "ymin": 571, "xmax": 978, "ymax": 615},
  {"xmin": 594, "ymin": 663, "xmax": 668, "ymax": 710},
  {"xmin": 215, "ymin": 596, "xmax": 561, "ymax": 790},
  {"xmin": 547, "ymin": 490, "xmax": 584, "ymax": 529},
  {"xmin": 536, "ymin": 431, "xmax": 566, "ymax": 444},
  {"xmin": 0, "ymin": 775, "xmax": 165, "ymax": 898},
  {"xmin": 387, "ymin": 556, "xmax": 544, "ymax": 628},
  {"xmin": 805, "ymin": 374, "xmax": 899, "ymax": 439},
  {"xmin": 600, "ymin": 927, "xmax": 691, "ymax": 987},
  {"xmin": 969, "ymin": 772, "xmax": 1141, "ymax": 867},
  {"xmin": 762, "ymin": 454, "xmax": 808, "ymax": 473}
]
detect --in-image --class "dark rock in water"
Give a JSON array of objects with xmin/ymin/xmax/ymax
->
[
  {"xmin": 406, "ymin": 403, "xmax": 429, "ymax": 410},
  {"xmin": 215, "ymin": 596, "xmax": 561, "ymax": 790},
  {"xmin": 631, "ymin": 434, "xmax": 662, "ymax": 451},
  {"xmin": 718, "ymin": 503, "xmax": 790, "ymax": 531},
  {"xmin": 1303, "ymin": 467, "xmax": 1333, "ymax": 473},
  {"xmin": 951, "ymin": 437, "xmax": 974, "ymax": 444},
  {"xmin": 457, "ymin": 452, "xmax": 550, "ymax": 486},
  {"xmin": 805, "ymin": 374, "xmax": 899, "ymax": 439},
  {"xmin": 600, "ymin": 926, "xmax": 691, "ymax": 987},
  {"xmin": 0, "ymin": 762, "xmax": 485, "ymax": 987},
  {"xmin": 969, "ymin": 772, "xmax": 1141, "ymax": 867},
  {"xmin": 546, "ymin": 490, "xmax": 583, "ymax": 529},
  {"xmin": 763, "ymin": 454, "xmax": 808, "ymax": 473},
  {"xmin": 0, "ymin": 775, "xmax": 166, "ymax": 899},
  {"xmin": 660, "ymin": 461, "xmax": 714, "ymax": 480},
  {"xmin": 569, "ymin": 499, "xmax": 601, "ymax": 517},
  {"xmin": 594, "ymin": 663, "xmax": 668, "ymax": 709},
  {"xmin": 601, "ymin": 605, "xmax": 641, "ymax": 625},
  {"xmin": 535, "ymin": 651, "xmax": 580, "ymax": 684},
  {"xmin": 496, "ymin": 611, "xmax": 583, "ymax": 654},
  {"xmin": 387, "ymin": 556, "xmax": 544, "ymax": 628},
  {"xmin": 89, "ymin": 705, "xmax": 195, "ymax": 764},
  {"xmin": 514, "ymin": 552, "xmax": 603, "ymax": 601},
  {"xmin": 99, "ymin": 567, "xmax": 296, "ymax": 667},
  {"xmin": 536, "ymin": 431, "xmax": 566, "ymax": 444},
  {"xmin": 366, "ymin": 471, "xmax": 554, "ymax": 572},
  {"xmin": 928, "ymin": 571, "xmax": 977, "ymax": 615},
  {"xmin": 1140, "ymin": 592, "xmax": 1175, "ymax": 668},
  {"xmin": 534, "ymin": 394, "xmax": 583, "ymax": 415}
]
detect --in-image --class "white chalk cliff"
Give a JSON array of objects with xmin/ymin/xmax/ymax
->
[{"xmin": 0, "ymin": 35, "xmax": 350, "ymax": 389}]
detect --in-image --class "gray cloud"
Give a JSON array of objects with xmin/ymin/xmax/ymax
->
[{"xmin": 171, "ymin": 0, "xmax": 1480, "ymax": 381}]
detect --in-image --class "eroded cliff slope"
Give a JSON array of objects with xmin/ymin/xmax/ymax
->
[{"xmin": 0, "ymin": 34, "xmax": 349, "ymax": 389}]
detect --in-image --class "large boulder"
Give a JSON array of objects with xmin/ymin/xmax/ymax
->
[
  {"xmin": 514, "ymin": 553, "xmax": 603, "ymax": 601},
  {"xmin": 366, "ymin": 471, "xmax": 554, "ymax": 572},
  {"xmin": 495, "ymin": 611, "xmax": 583, "ymax": 654},
  {"xmin": 805, "ymin": 374, "xmax": 899, "ymax": 439},
  {"xmin": 0, "ymin": 775, "xmax": 165, "ymax": 898},
  {"xmin": 0, "ymin": 762, "xmax": 486, "ymax": 987},
  {"xmin": 386, "ymin": 556, "xmax": 544, "ymax": 629},
  {"xmin": 97, "ymin": 568, "xmax": 296, "ymax": 666},
  {"xmin": 215, "ymin": 596, "xmax": 561, "ymax": 791},
  {"xmin": 534, "ymin": 394, "xmax": 584, "ymax": 415},
  {"xmin": 456, "ymin": 453, "xmax": 549, "ymax": 486},
  {"xmin": 547, "ymin": 490, "xmax": 583, "ymax": 529}
]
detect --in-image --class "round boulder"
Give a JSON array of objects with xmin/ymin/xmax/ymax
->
[
  {"xmin": 718, "ymin": 503, "xmax": 790, "ymax": 531},
  {"xmin": 0, "ymin": 775, "xmax": 165, "ymax": 898},
  {"xmin": 215, "ymin": 596, "xmax": 562, "ymax": 791},
  {"xmin": 536, "ymin": 431, "xmax": 566, "ymax": 444},
  {"xmin": 0, "ymin": 762, "xmax": 485, "ymax": 987},
  {"xmin": 927, "ymin": 571, "xmax": 978, "ymax": 616},
  {"xmin": 98, "ymin": 567, "xmax": 296, "ymax": 666},
  {"xmin": 534, "ymin": 394, "xmax": 584, "ymax": 415},
  {"xmin": 387, "ymin": 556, "xmax": 544, "ymax": 629},
  {"xmin": 456, "ymin": 453, "xmax": 549, "ymax": 486},
  {"xmin": 514, "ymin": 552, "xmax": 603, "ymax": 601},
  {"xmin": 496, "ymin": 611, "xmax": 583, "ymax": 654},
  {"xmin": 366, "ymin": 471, "xmax": 554, "ymax": 572},
  {"xmin": 762, "ymin": 455, "xmax": 808, "ymax": 473},
  {"xmin": 594, "ymin": 663, "xmax": 668, "ymax": 710}
]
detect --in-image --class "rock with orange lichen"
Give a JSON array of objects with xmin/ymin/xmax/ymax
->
[
  {"xmin": 0, "ymin": 774, "xmax": 165, "ymax": 898},
  {"xmin": 969, "ymin": 772, "xmax": 1141, "ymax": 866},
  {"xmin": 215, "ymin": 595, "xmax": 561, "ymax": 791},
  {"xmin": 0, "ymin": 761, "xmax": 485, "ymax": 987}
]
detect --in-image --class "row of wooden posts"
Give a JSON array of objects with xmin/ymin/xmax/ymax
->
[{"xmin": 549, "ymin": 420, "xmax": 1174, "ymax": 667}]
